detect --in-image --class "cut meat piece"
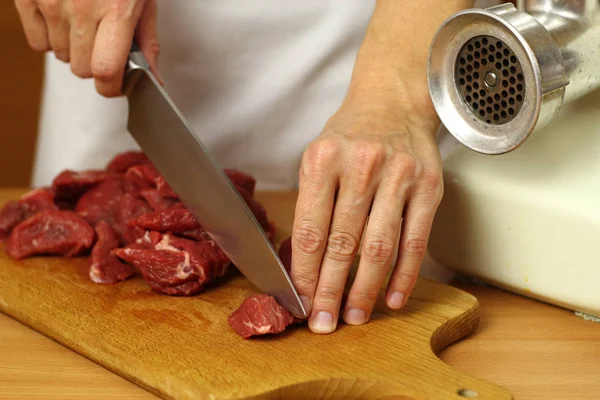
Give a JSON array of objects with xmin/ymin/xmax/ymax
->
[
  {"xmin": 75, "ymin": 178, "xmax": 125, "ymax": 226},
  {"xmin": 129, "ymin": 206, "xmax": 199, "ymax": 233},
  {"xmin": 122, "ymin": 164, "xmax": 158, "ymax": 195},
  {"xmin": 228, "ymin": 236, "xmax": 304, "ymax": 339},
  {"xmin": 116, "ymin": 248, "xmax": 198, "ymax": 286},
  {"xmin": 52, "ymin": 170, "xmax": 115, "ymax": 203},
  {"xmin": 5, "ymin": 210, "xmax": 95, "ymax": 259},
  {"xmin": 0, "ymin": 189, "xmax": 59, "ymax": 240},
  {"xmin": 89, "ymin": 221, "xmax": 134, "ymax": 284},
  {"xmin": 278, "ymin": 236, "xmax": 292, "ymax": 274},
  {"xmin": 236, "ymin": 185, "xmax": 270, "ymax": 232},
  {"xmin": 224, "ymin": 169, "xmax": 256, "ymax": 196},
  {"xmin": 106, "ymin": 150, "xmax": 150, "ymax": 174},
  {"xmin": 20, "ymin": 187, "xmax": 59, "ymax": 216},
  {"xmin": 227, "ymin": 294, "xmax": 296, "ymax": 339},
  {"xmin": 112, "ymin": 194, "xmax": 152, "ymax": 244},
  {"xmin": 155, "ymin": 176, "xmax": 178, "ymax": 198},
  {"xmin": 114, "ymin": 233, "xmax": 230, "ymax": 296},
  {"xmin": 0, "ymin": 201, "xmax": 24, "ymax": 240},
  {"xmin": 138, "ymin": 189, "xmax": 180, "ymax": 211},
  {"xmin": 176, "ymin": 228, "xmax": 210, "ymax": 242}
]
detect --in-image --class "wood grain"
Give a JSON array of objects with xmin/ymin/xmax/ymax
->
[{"xmin": 0, "ymin": 190, "xmax": 511, "ymax": 400}]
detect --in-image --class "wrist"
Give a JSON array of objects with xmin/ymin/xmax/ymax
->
[{"xmin": 343, "ymin": 75, "xmax": 440, "ymax": 135}]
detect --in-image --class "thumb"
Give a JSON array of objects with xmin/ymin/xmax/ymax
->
[{"xmin": 135, "ymin": 0, "xmax": 163, "ymax": 85}]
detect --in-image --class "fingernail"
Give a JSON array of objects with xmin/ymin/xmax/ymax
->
[
  {"xmin": 311, "ymin": 311, "xmax": 334, "ymax": 334},
  {"xmin": 300, "ymin": 295, "xmax": 312, "ymax": 316},
  {"xmin": 345, "ymin": 308, "xmax": 367, "ymax": 325},
  {"xmin": 388, "ymin": 292, "xmax": 405, "ymax": 309}
]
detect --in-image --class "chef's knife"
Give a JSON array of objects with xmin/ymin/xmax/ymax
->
[{"xmin": 122, "ymin": 43, "xmax": 307, "ymax": 318}]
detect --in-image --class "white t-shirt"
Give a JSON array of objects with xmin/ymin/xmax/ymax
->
[
  {"xmin": 32, "ymin": 0, "xmax": 483, "ymax": 281},
  {"xmin": 32, "ymin": 1, "xmax": 379, "ymax": 190}
]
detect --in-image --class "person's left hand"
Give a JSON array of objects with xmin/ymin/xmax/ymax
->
[{"xmin": 290, "ymin": 92, "xmax": 444, "ymax": 334}]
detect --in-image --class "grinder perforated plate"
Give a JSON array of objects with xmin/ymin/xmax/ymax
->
[{"xmin": 454, "ymin": 35, "xmax": 525, "ymax": 125}]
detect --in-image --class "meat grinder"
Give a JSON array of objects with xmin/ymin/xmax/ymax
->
[{"xmin": 426, "ymin": 0, "xmax": 600, "ymax": 317}]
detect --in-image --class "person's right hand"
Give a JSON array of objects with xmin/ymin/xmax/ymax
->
[{"xmin": 14, "ymin": 0, "xmax": 160, "ymax": 97}]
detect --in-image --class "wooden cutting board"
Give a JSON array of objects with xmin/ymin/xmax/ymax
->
[{"xmin": 0, "ymin": 190, "xmax": 512, "ymax": 400}]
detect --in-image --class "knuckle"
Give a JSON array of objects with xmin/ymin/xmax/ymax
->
[
  {"xmin": 349, "ymin": 289, "xmax": 378, "ymax": 304},
  {"xmin": 421, "ymin": 169, "xmax": 444, "ymax": 201},
  {"xmin": 28, "ymin": 38, "xmax": 50, "ymax": 52},
  {"xmin": 326, "ymin": 231, "xmax": 359, "ymax": 261},
  {"xmin": 293, "ymin": 222, "xmax": 326, "ymax": 255},
  {"xmin": 54, "ymin": 50, "xmax": 70, "ymax": 62},
  {"xmin": 291, "ymin": 271, "xmax": 318, "ymax": 291},
  {"xmin": 94, "ymin": 80, "xmax": 121, "ymax": 98},
  {"xmin": 145, "ymin": 40, "xmax": 161, "ymax": 57},
  {"xmin": 316, "ymin": 285, "xmax": 343, "ymax": 304},
  {"xmin": 403, "ymin": 234, "xmax": 428, "ymax": 256},
  {"xmin": 71, "ymin": 64, "xmax": 92, "ymax": 78},
  {"xmin": 301, "ymin": 138, "xmax": 339, "ymax": 178},
  {"xmin": 389, "ymin": 152, "xmax": 417, "ymax": 179},
  {"xmin": 39, "ymin": 0, "xmax": 61, "ymax": 17},
  {"xmin": 354, "ymin": 141, "xmax": 386, "ymax": 167},
  {"xmin": 70, "ymin": 0, "xmax": 88, "ymax": 15},
  {"xmin": 92, "ymin": 62, "xmax": 120, "ymax": 82},
  {"xmin": 106, "ymin": 0, "xmax": 137, "ymax": 22},
  {"xmin": 363, "ymin": 236, "xmax": 396, "ymax": 264}
]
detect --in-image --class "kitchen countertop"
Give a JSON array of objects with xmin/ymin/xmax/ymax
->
[
  {"xmin": 0, "ymin": 188, "xmax": 598, "ymax": 399},
  {"xmin": 1, "ymin": 281, "xmax": 598, "ymax": 400}
]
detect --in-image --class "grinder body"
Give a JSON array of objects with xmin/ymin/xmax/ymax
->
[{"xmin": 426, "ymin": 1, "xmax": 600, "ymax": 316}]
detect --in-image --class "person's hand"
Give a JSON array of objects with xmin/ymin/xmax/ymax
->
[
  {"xmin": 290, "ymin": 92, "xmax": 444, "ymax": 334},
  {"xmin": 14, "ymin": 0, "xmax": 160, "ymax": 97}
]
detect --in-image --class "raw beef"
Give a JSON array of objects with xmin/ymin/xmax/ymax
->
[
  {"xmin": 224, "ymin": 169, "xmax": 256, "ymax": 196},
  {"xmin": 115, "ymin": 233, "xmax": 230, "ymax": 296},
  {"xmin": 111, "ymin": 193, "xmax": 152, "ymax": 244},
  {"xmin": 75, "ymin": 178, "xmax": 125, "ymax": 226},
  {"xmin": 227, "ymin": 294, "xmax": 297, "ymax": 339},
  {"xmin": 0, "ymin": 149, "xmax": 290, "ymax": 340},
  {"xmin": 129, "ymin": 205, "xmax": 200, "ymax": 233},
  {"xmin": 89, "ymin": 221, "xmax": 134, "ymax": 284},
  {"xmin": 155, "ymin": 176, "xmax": 178, "ymax": 198},
  {"xmin": 0, "ymin": 188, "xmax": 59, "ymax": 239},
  {"xmin": 123, "ymin": 164, "xmax": 158, "ymax": 194},
  {"xmin": 52, "ymin": 170, "xmax": 114, "ymax": 203},
  {"xmin": 278, "ymin": 236, "xmax": 292, "ymax": 274},
  {"xmin": 227, "ymin": 236, "xmax": 305, "ymax": 339},
  {"xmin": 5, "ymin": 210, "xmax": 95, "ymax": 259},
  {"xmin": 0, "ymin": 201, "xmax": 24, "ymax": 240},
  {"xmin": 138, "ymin": 189, "xmax": 180, "ymax": 211},
  {"xmin": 106, "ymin": 150, "xmax": 150, "ymax": 174}
]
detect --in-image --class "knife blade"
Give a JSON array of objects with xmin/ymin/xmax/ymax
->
[{"xmin": 122, "ymin": 44, "xmax": 306, "ymax": 318}]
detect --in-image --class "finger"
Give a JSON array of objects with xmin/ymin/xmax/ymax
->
[
  {"xmin": 135, "ymin": 0, "xmax": 162, "ymax": 84},
  {"xmin": 68, "ymin": 1, "xmax": 99, "ymax": 78},
  {"xmin": 14, "ymin": 0, "xmax": 50, "ymax": 51},
  {"xmin": 91, "ymin": 4, "xmax": 145, "ymax": 97},
  {"xmin": 38, "ymin": 0, "xmax": 70, "ymax": 61},
  {"xmin": 385, "ymin": 172, "xmax": 443, "ymax": 309},
  {"xmin": 290, "ymin": 139, "xmax": 339, "ymax": 321},
  {"xmin": 343, "ymin": 176, "xmax": 406, "ymax": 325},
  {"xmin": 309, "ymin": 171, "xmax": 375, "ymax": 334}
]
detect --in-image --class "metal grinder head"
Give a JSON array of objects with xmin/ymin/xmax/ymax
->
[{"xmin": 427, "ymin": 2, "xmax": 569, "ymax": 154}]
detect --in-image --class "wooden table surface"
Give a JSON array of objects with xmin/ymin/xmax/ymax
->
[
  {"xmin": 0, "ymin": 187, "xmax": 599, "ymax": 399},
  {"xmin": 2, "ymin": 280, "xmax": 598, "ymax": 399}
]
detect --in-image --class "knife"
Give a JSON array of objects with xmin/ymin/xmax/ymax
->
[{"xmin": 122, "ymin": 43, "xmax": 307, "ymax": 318}]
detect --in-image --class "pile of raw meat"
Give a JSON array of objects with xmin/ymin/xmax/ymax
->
[{"xmin": 0, "ymin": 151, "xmax": 301, "ymax": 339}]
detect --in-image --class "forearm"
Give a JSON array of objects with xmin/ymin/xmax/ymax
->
[{"xmin": 346, "ymin": 0, "xmax": 474, "ymax": 123}]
